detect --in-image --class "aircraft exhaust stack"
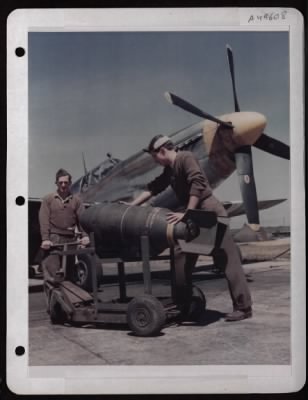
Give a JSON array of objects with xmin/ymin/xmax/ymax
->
[{"xmin": 80, "ymin": 203, "xmax": 199, "ymax": 259}]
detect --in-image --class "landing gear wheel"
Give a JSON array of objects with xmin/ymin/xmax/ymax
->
[
  {"xmin": 127, "ymin": 295, "xmax": 166, "ymax": 337},
  {"xmin": 184, "ymin": 285, "xmax": 207, "ymax": 322},
  {"xmin": 67, "ymin": 253, "xmax": 102, "ymax": 292},
  {"xmin": 49, "ymin": 292, "xmax": 67, "ymax": 325}
]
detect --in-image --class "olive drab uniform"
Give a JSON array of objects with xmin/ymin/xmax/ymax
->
[
  {"xmin": 147, "ymin": 151, "xmax": 252, "ymax": 311},
  {"xmin": 39, "ymin": 192, "xmax": 87, "ymax": 283}
]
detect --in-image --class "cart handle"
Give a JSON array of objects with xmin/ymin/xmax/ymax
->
[{"xmin": 50, "ymin": 241, "xmax": 80, "ymax": 248}]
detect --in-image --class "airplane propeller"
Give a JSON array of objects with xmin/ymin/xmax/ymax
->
[
  {"xmin": 165, "ymin": 89, "xmax": 261, "ymax": 225},
  {"xmin": 226, "ymin": 44, "xmax": 290, "ymax": 160},
  {"xmin": 226, "ymin": 44, "xmax": 290, "ymax": 225},
  {"xmin": 226, "ymin": 44, "xmax": 261, "ymax": 226},
  {"xmin": 164, "ymin": 45, "xmax": 290, "ymax": 227}
]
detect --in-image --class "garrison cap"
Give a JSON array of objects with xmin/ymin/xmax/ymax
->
[{"xmin": 143, "ymin": 135, "xmax": 173, "ymax": 153}]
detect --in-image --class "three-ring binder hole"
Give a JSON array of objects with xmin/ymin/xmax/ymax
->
[
  {"xmin": 15, "ymin": 196, "xmax": 25, "ymax": 206},
  {"xmin": 15, "ymin": 346, "xmax": 25, "ymax": 356},
  {"xmin": 15, "ymin": 47, "xmax": 25, "ymax": 57}
]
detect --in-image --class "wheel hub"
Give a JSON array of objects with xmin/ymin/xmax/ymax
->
[
  {"xmin": 135, "ymin": 307, "xmax": 151, "ymax": 327},
  {"xmin": 75, "ymin": 260, "xmax": 87, "ymax": 284}
]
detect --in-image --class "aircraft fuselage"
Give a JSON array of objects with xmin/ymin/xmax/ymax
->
[{"xmin": 72, "ymin": 111, "xmax": 267, "ymax": 210}]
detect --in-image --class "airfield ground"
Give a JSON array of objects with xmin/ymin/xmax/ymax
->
[{"xmin": 28, "ymin": 238, "xmax": 291, "ymax": 366}]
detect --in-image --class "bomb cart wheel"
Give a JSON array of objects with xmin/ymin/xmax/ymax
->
[
  {"xmin": 127, "ymin": 295, "xmax": 166, "ymax": 337},
  {"xmin": 184, "ymin": 285, "xmax": 207, "ymax": 322},
  {"xmin": 67, "ymin": 253, "xmax": 103, "ymax": 292},
  {"xmin": 49, "ymin": 291, "xmax": 67, "ymax": 325}
]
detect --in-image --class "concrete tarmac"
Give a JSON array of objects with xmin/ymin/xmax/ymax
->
[{"xmin": 29, "ymin": 257, "xmax": 290, "ymax": 366}]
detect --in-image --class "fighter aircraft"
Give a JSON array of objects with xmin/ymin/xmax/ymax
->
[
  {"xmin": 28, "ymin": 44, "xmax": 289, "ymax": 280},
  {"xmin": 68, "ymin": 45, "xmax": 289, "ymax": 235}
]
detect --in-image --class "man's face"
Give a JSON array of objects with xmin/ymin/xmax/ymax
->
[
  {"xmin": 150, "ymin": 147, "xmax": 168, "ymax": 166},
  {"xmin": 56, "ymin": 175, "xmax": 71, "ymax": 195}
]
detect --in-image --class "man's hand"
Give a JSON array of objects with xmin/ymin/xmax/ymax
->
[
  {"xmin": 119, "ymin": 201, "xmax": 132, "ymax": 206},
  {"xmin": 78, "ymin": 236, "xmax": 90, "ymax": 248},
  {"xmin": 166, "ymin": 212, "xmax": 185, "ymax": 225},
  {"xmin": 41, "ymin": 240, "xmax": 53, "ymax": 250}
]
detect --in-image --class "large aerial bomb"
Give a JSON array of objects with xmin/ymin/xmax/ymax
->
[{"xmin": 79, "ymin": 203, "xmax": 199, "ymax": 259}]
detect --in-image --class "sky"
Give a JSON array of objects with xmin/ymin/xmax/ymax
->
[{"xmin": 28, "ymin": 31, "xmax": 290, "ymax": 228}]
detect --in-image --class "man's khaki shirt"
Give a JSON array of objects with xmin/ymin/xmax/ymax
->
[
  {"xmin": 147, "ymin": 151, "xmax": 212, "ymax": 206},
  {"xmin": 39, "ymin": 192, "xmax": 86, "ymax": 241}
]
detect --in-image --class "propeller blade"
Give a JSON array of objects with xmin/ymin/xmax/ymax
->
[
  {"xmin": 253, "ymin": 133, "xmax": 290, "ymax": 160},
  {"xmin": 227, "ymin": 45, "xmax": 260, "ymax": 225},
  {"xmin": 235, "ymin": 147, "xmax": 260, "ymax": 225},
  {"xmin": 164, "ymin": 91, "xmax": 233, "ymax": 129},
  {"xmin": 226, "ymin": 44, "xmax": 240, "ymax": 112}
]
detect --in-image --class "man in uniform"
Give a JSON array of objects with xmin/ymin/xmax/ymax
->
[
  {"xmin": 128, "ymin": 135, "xmax": 252, "ymax": 321},
  {"xmin": 39, "ymin": 168, "xmax": 90, "ymax": 286}
]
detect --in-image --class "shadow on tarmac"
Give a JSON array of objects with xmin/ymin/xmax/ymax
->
[
  {"xmin": 63, "ymin": 308, "xmax": 224, "ymax": 337},
  {"xmin": 66, "ymin": 321, "xmax": 167, "ymax": 337},
  {"xmin": 178, "ymin": 309, "xmax": 226, "ymax": 327}
]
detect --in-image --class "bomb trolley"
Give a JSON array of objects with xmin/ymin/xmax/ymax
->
[{"xmin": 46, "ymin": 209, "xmax": 228, "ymax": 336}]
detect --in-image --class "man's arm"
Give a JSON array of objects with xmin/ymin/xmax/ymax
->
[
  {"xmin": 38, "ymin": 198, "xmax": 51, "ymax": 241},
  {"xmin": 130, "ymin": 190, "xmax": 153, "ymax": 206},
  {"xmin": 166, "ymin": 194, "xmax": 200, "ymax": 224},
  {"xmin": 183, "ymin": 152, "xmax": 209, "ymax": 199},
  {"xmin": 125, "ymin": 168, "xmax": 171, "ymax": 206},
  {"xmin": 38, "ymin": 197, "xmax": 53, "ymax": 249},
  {"xmin": 186, "ymin": 194, "xmax": 200, "ymax": 210},
  {"xmin": 166, "ymin": 153, "xmax": 205, "ymax": 225}
]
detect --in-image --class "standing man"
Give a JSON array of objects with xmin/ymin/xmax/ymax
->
[
  {"xmin": 128, "ymin": 135, "xmax": 252, "ymax": 321},
  {"xmin": 39, "ymin": 168, "xmax": 90, "ymax": 285}
]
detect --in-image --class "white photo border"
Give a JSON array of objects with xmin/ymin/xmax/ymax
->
[{"xmin": 7, "ymin": 7, "xmax": 305, "ymax": 395}]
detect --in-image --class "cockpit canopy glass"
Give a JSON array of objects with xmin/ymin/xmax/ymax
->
[{"xmin": 70, "ymin": 157, "xmax": 120, "ymax": 194}]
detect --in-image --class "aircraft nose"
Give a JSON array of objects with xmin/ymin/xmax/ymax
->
[{"xmin": 232, "ymin": 112, "xmax": 267, "ymax": 146}]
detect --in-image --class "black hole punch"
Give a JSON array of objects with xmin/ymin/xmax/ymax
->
[
  {"xmin": 15, "ymin": 196, "xmax": 25, "ymax": 206},
  {"xmin": 15, "ymin": 47, "xmax": 25, "ymax": 57},
  {"xmin": 15, "ymin": 346, "xmax": 25, "ymax": 356}
]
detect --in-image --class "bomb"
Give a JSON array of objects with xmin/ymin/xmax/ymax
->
[{"xmin": 79, "ymin": 203, "xmax": 199, "ymax": 258}]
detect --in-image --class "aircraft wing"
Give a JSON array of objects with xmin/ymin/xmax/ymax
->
[{"xmin": 223, "ymin": 199, "xmax": 287, "ymax": 218}]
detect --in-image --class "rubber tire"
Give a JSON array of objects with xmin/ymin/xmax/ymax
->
[
  {"xmin": 127, "ymin": 295, "xmax": 166, "ymax": 337},
  {"xmin": 185, "ymin": 285, "xmax": 207, "ymax": 322},
  {"xmin": 67, "ymin": 253, "xmax": 103, "ymax": 292},
  {"xmin": 49, "ymin": 292, "xmax": 67, "ymax": 325}
]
